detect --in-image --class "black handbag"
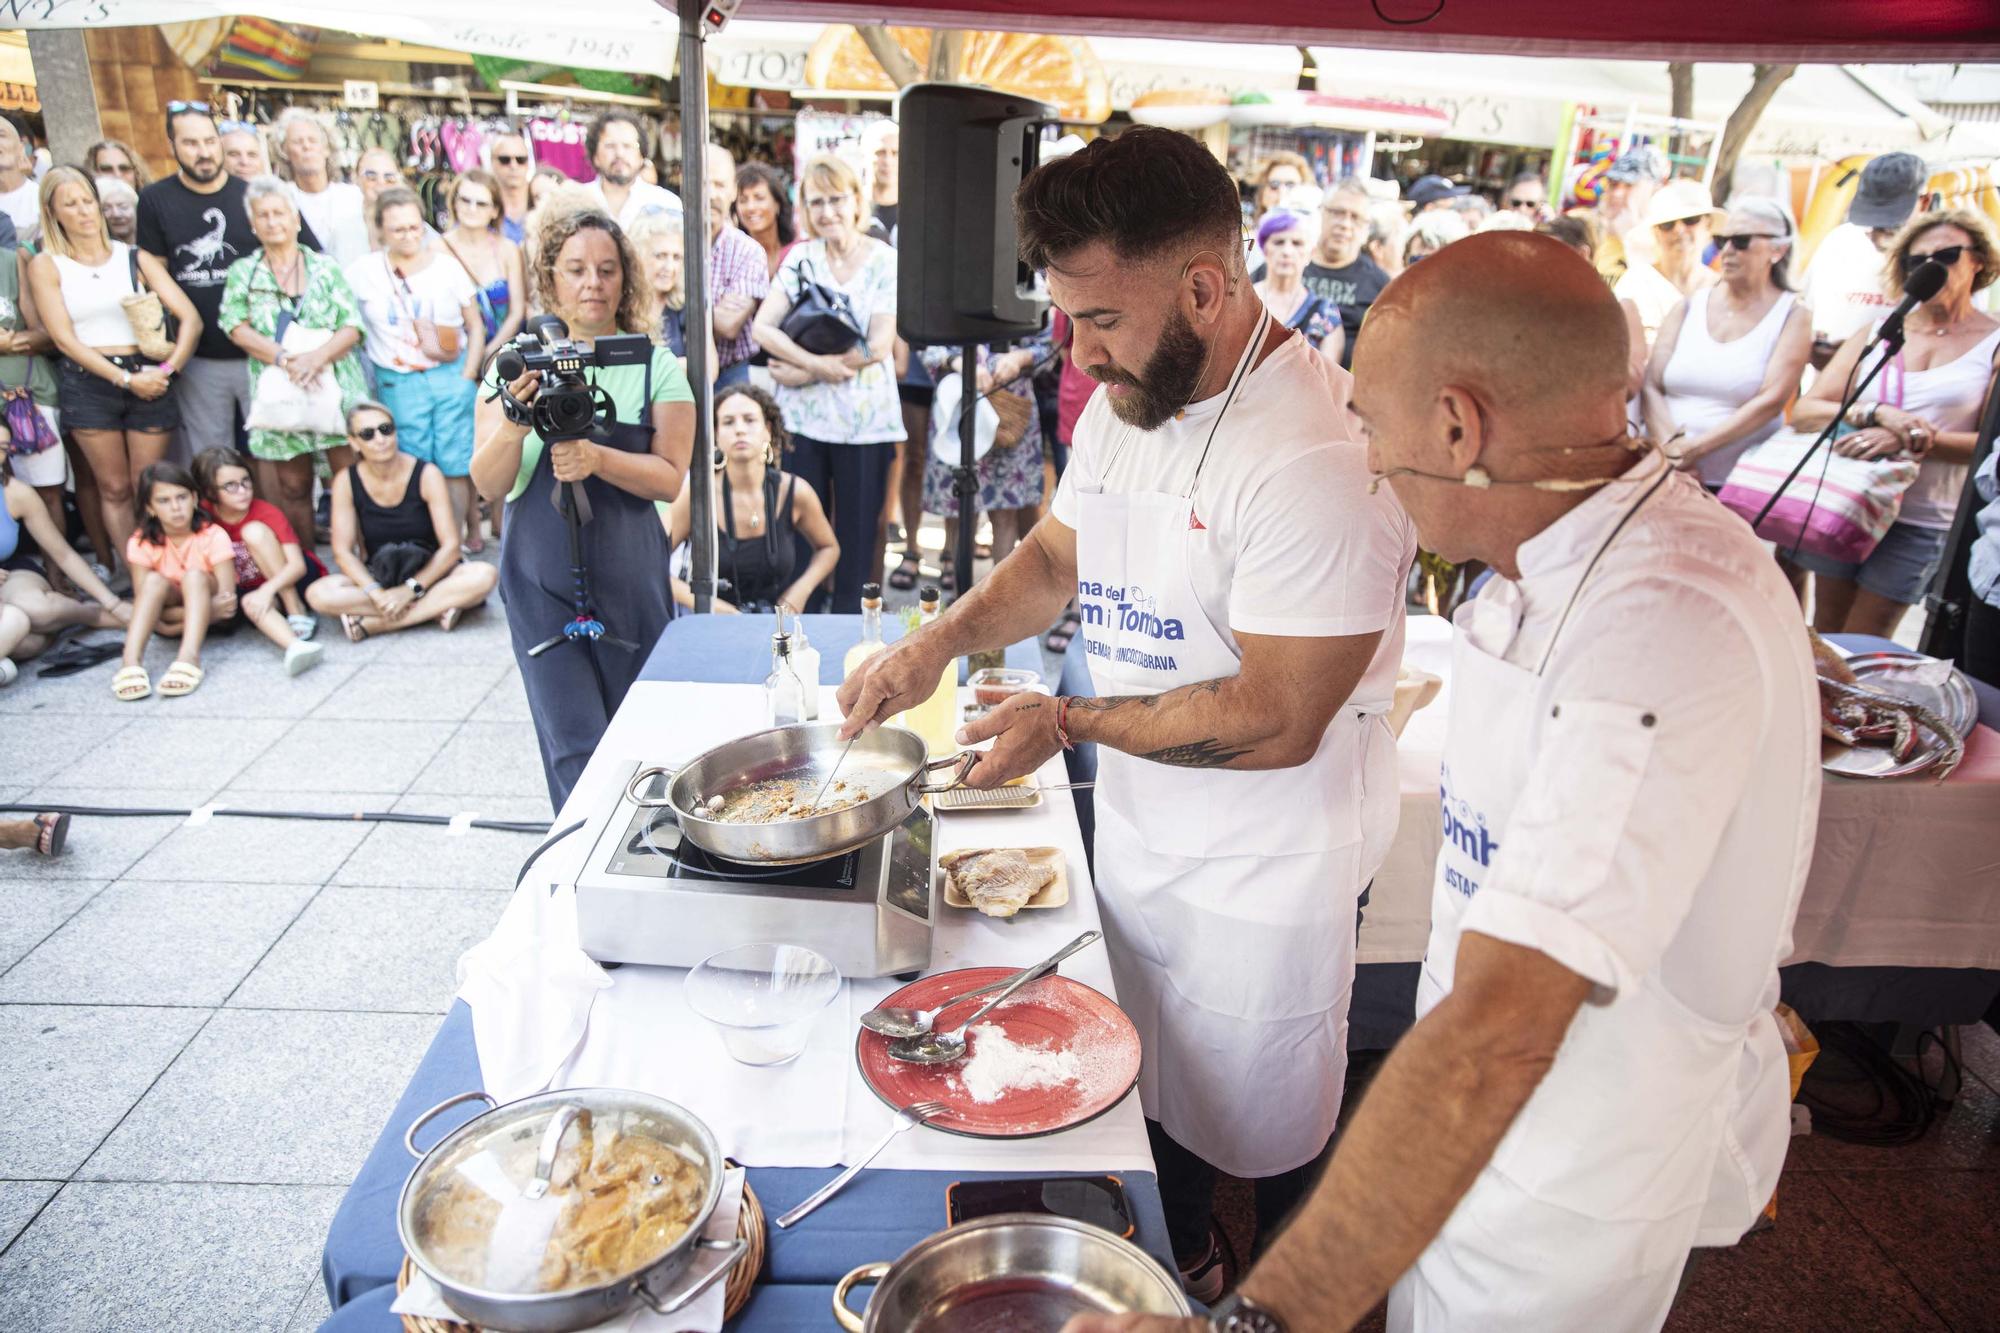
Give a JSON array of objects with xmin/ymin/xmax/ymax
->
[
  {"xmin": 366, "ymin": 541, "xmax": 435, "ymax": 588},
  {"xmin": 777, "ymin": 256, "xmax": 866, "ymax": 356}
]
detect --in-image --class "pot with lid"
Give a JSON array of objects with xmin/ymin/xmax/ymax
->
[
  {"xmin": 833, "ymin": 1213, "xmax": 1190, "ymax": 1331},
  {"xmin": 398, "ymin": 1087, "xmax": 746, "ymax": 1332}
]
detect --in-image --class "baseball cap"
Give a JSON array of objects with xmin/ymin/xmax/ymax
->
[
  {"xmin": 1408, "ymin": 174, "xmax": 1468, "ymax": 208},
  {"xmin": 1605, "ymin": 145, "xmax": 1666, "ymax": 185},
  {"xmin": 1846, "ymin": 152, "xmax": 1925, "ymax": 229}
]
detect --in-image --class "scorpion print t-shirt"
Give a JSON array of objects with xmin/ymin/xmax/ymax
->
[{"xmin": 137, "ymin": 174, "xmax": 323, "ymax": 361}]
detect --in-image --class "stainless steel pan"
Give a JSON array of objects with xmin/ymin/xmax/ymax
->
[{"xmin": 625, "ymin": 722, "xmax": 973, "ymax": 865}]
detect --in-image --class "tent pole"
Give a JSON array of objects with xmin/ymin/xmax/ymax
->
[{"xmin": 681, "ymin": 4, "xmax": 717, "ymax": 614}]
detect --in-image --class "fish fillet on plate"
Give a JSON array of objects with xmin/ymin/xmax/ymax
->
[{"xmin": 941, "ymin": 847, "xmax": 1066, "ymax": 916}]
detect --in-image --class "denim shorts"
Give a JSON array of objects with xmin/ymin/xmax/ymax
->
[
  {"xmin": 1792, "ymin": 520, "xmax": 1949, "ymax": 606},
  {"xmin": 58, "ymin": 355, "xmax": 181, "ymax": 434}
]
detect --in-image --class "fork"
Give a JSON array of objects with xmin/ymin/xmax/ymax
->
[{"xmin": 774, "ymin": 1100, "xmax": 948, "ymax": 1228}]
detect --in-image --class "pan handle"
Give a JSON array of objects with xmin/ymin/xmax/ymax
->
[
  {"xmin": 912, "ymin": 751, "xmax": 978, "ymax": 796},
  {"xmin": 626, "ymin": 765, "xmax": 679, "ymax": 809}
]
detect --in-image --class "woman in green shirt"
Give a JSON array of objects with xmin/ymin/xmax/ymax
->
[
  {"xmin": 471, "ymin": 208, "xmax": 695, "ymax": 809},
  {"xmin": 0, "ymin": 244, "xmax": 63, "ymax": 521},
  {"xmin": 219, "ymin": 176, "xmax": 368, "ymax": 547}
]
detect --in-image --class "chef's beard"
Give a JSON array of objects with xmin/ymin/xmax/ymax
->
[{"xmin": 1095, "ymin": 308, "xmax": 1209, "ymax": 432}]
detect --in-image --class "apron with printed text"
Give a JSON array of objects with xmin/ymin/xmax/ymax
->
[
  {"xmin": 1392, "ymin": 472, "xmax": 1790, "ymax": 1330},
  {"xmin": 1074, "ymin": 310, "xmax": 1399, "ymax": 1175}
]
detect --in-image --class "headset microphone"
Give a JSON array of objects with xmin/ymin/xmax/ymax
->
[{"xmin": 1366, "ymin": 431, "xmax": 1666, "ymax": 496}]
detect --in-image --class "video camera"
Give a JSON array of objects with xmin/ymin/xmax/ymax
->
[{"xmin": 491, "ymin": 315, "xmax": 653, "ymax": 441}]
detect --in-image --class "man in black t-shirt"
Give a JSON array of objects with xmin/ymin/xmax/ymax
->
[
  {"xmin": 1299, "ymin": 179, "xmax": 1389, "ymax": 370},
  {"xmin": 136, "ymin": 103, "xmax": 320, "ymax": 461}
]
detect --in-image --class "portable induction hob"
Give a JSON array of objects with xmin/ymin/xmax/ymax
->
[{"xmin": 572, "ymin": 763, "xmax": 937, "ymax": 978}]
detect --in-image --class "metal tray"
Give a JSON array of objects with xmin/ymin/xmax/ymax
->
[{"xmin": 1822, "ymin": 650, "xmax": 1978, "ymax": 779}]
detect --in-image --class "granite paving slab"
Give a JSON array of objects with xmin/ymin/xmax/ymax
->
[
  {"xmin": 0, "ymin": 881, "xmax": 318, "ymax": 1006},
  {"xmin": 0, "ymin": 1004, "xmax": 210, "ymax": 1177},
  {"xmin": 0, "ymin": 1182, "xmax": 342, "ymax": 1332},
  {"xmin": 81, "ymin": 1007, "xmax": 438, "ymax": 1185}
]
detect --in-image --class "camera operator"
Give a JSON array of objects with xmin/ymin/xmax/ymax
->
[{"xmin": 472, "ymin": 209, "xmax": 695, "ymax": 810}]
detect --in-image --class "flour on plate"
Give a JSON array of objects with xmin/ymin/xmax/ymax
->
[{"xmin": 956, "ymin": 1023, "xmax": 1081, "ymax": 1103}]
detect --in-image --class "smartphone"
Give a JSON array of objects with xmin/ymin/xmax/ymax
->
[{"xmin": 946, "ymin": 1175, "xmax": 1134, "ymax": 1238}]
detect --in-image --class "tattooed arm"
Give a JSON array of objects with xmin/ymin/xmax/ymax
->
[{"xmin": 956, "ymin": 628, "xmax": 1382, "ymax": 786}]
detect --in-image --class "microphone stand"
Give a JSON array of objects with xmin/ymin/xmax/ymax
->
[{"xmin": 1750, "ymin": 320, "xmax": 1909, "ymax": 536}]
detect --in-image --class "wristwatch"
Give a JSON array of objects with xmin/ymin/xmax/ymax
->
[
  {"xmin": 405, "ymin": 578, "xmax": 427, "ymax": 599},
  {"xmin": 1209, "ymin": 1292, "xmax": 1286, "ymax": 1333}
]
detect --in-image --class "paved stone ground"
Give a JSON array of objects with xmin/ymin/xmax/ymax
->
[{"xmin": 0, "ymin": 563, "xmax": 547, "ymax": 1332}]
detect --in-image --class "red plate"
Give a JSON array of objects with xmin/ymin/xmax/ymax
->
[{"xmin": 856, "ymin": 967, "xmax": 1142, "ymax": 1138}]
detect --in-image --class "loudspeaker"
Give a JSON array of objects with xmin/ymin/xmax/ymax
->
[{"xmin": 895, "ymin": 82, "xmax": 1055, "ymax": 346}]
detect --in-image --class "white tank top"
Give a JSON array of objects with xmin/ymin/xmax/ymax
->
[
  {"xmin": 51, "ymin": 241, "xmax": 141, "ymax": 350},
  {"xmin": 1863, "ymin": 324, "xmax": 2000, "ymax": 529},
  {"xmin": 1660, "ymin": 286, "xmax": 1796, "ymax": 487}
]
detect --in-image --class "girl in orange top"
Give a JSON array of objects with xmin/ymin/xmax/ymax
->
[{"xmin": 115, "ymin": 462, "xmax": 237, "ymax": 700}]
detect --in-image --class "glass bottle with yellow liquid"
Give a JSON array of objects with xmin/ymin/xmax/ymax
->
[
  {"xmin": 902, "ymin": 585, "xmax": 961, "ymax": 756},
  {"xmin": 842, "ymin": 582, "xmax": 888, "ymax": 682}
]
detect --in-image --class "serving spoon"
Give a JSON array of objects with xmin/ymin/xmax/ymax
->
[{"xmin": 886, "ymin": 930, "xmax": 1101, "ymax": 1065}]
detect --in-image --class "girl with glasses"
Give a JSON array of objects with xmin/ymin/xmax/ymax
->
[
  {"xmin": 192, "ymin": 445, "xmax": 326, "ymax": 674},
  {"xmin": 1785, "ymin": 208, "xmax": 2000, "ymax": 637},
  {"xmin": 1642, "ymin": 197, "xmax": 1814, "ymax": 491},
  {"xmin": 305, "ymin": 400, "xmax": 498, "ymax": 640}
]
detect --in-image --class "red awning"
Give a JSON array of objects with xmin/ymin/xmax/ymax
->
[{"xmin": 723, "ymin": 1, "xmax": 2000, "ymax": 64}]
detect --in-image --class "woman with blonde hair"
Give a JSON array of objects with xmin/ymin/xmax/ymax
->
[
  {"xmin": 27, "ymin": 167, "xmax": 200, "ymax": 560},
  {"xmin": 751, "ymin": 153, "xmax": 903, "ymax": 610},
  {"xmin": 1788, "ymin": 207, "xmax": 2000, "ymax": 636}
]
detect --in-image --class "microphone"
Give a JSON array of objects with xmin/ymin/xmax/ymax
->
[
  {"xmin": 1367, "ymin": 434, "xmax": 1663, "ymax": 494},
  {"xmin": 1878, "ymin": 260, "xmax": 1948, "ymax": 348},
  {"xmin": 524, "ymin": 313, "xmax": 570, "ymax": 346}
]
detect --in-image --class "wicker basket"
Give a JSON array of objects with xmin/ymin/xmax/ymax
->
[{"xmin": 397, "ymin": 1172, "xmax": 766, "ymax": 1331}]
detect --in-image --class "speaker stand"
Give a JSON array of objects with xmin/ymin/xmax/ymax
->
[{"xmin": 952, "ymin": 339, "xmax": 980, "ymax": 599}]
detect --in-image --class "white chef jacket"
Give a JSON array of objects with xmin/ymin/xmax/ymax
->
[{"xmin": 1432, "ymin": 471, "xmax": 1820, "ymax": 1232}]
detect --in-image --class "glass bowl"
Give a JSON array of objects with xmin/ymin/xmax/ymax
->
[{"xmin": 684, "ymin": 943, "xmax": 843, "ymax": 1066}]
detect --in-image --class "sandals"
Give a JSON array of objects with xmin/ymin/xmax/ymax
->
[
  {"xmin": 112, "ymin": 664, "xmax": 152, "ymax": 701},
  {"xmin": 0, "ymin": 657, "xmax": 15, "ymax": 688},
  {"xmin": 33, "ymin": 812, "xmax": 70, "ymax": 857},
  {"xmin": 158, "ymin": 660, "xmax": 204, "ymax": 697},
  {"xmin": 341, "ymin": 613, "xmax": 370, "ymax": 643},
  {"xmin": 287, "ymin": 613, "xmax": 318, "ymax": 641},
  {"xmin": 887, "ymin": 554, "xmax": 921, "ymax": 592}
]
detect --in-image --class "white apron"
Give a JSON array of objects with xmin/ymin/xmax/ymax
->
[
  {"xmin": 1390, "ymin": 471, "xmax": 1788, "ymax": 1332},
  {"xmin": 1074, "ymin": 311, "xmax": 1399, "ymax": 1177}
]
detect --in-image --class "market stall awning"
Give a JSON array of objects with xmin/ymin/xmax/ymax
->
[
  {"xmin": 719, "ymin": 0, "xmax": 2000, "ymax": 64},
  {"xmin": 1307, "ymin": 48, "xmax": 2000, "ymax": 159},
  {"xmin": 15, "ymin": 0, "xmax": 1999, "ymax": 65}
]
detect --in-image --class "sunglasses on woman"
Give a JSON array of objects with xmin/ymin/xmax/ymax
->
[
  {"xmin": 353, "ymin": 422, "xmax": 398, "ymax": 442},
  {"xmin": 1713, "ymin": 232, "xmax": 1782, "ymax": 251},
  {"xmin": 1905, "ymin": 245, "xmax": 1966, "ymax": 272}
]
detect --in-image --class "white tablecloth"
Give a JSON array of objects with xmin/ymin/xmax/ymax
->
[
  {"xmin": 1367, "ymin": 617, "xmax": 2000, "ymax": 972},
  {"xmin": 460, "ymin": 682, "xmax": 1156, "ymax": 1176}
]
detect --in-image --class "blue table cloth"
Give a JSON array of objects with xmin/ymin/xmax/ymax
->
[
  {"xmin": 321, "ymin": 615, "xmax": 1171, "ymax": 1329},
  {"xmin": 640, "ymin": 612, "xmax": 1046, "ymax": 689},
  {"xmin": 320, "ymin": 1004, "xmax": 1175, "ymax": 1327}
]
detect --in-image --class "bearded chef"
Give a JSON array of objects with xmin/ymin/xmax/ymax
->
[
  {"xmin": 1068, "ymin": 232, "xmax": 1821, "ymax": 1333},
  {"xmin": 838, "ymin": 126, "xmax": 1414, "ymax": 1295}
]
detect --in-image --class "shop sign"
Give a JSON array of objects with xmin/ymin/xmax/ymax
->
[
  {"xmin": 344, "ymin": 79, "xmax": 379, "ymax": 109},
  {"xmin": 709, "ymin": 39, "xmax": 809, "ymax": 91}
]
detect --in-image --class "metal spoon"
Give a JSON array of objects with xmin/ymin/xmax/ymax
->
[
  {"xmin": 886, "ymin": 930, "xmax": 1101, "ymax": 1065},
  {"xmin": 807, "ymin": 736, "xmax": 859, "ymax": 812},
  {"xmin": 860, "ymin": 974, "xmax": 1024, "ymax": 1040}
]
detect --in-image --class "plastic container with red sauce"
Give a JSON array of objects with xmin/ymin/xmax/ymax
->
[{"xmin": 967, "ymin": 667, "xmax": 1043, "ymax": 714}]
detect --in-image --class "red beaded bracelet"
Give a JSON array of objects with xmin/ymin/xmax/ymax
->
[{"xmin": 1054, "ymin": 695, "xmax": 1074, "ymax": 751}]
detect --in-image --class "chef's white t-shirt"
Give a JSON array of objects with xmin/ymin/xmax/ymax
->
[{"xmin": 1051, "ymin": 331, "xmax": 1416, "ymax": 710}]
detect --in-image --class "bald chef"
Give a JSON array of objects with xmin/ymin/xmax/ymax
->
[
  {"xmin": 838, "ymin": 125, "xmax": 1415, "ymax": 1294},
  {"xmin": 1070, "ymin": 232, "xmax": 1821, "ymax": 1333}
]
